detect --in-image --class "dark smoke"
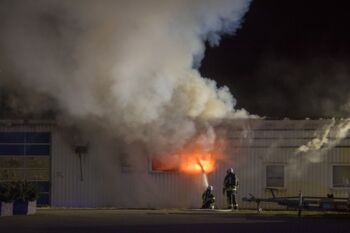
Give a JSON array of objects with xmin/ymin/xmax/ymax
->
[{"xmin": 200, "ymin": 0, "xmax": 350, "ymax": 119}]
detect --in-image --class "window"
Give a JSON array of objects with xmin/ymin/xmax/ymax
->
[
  {"xmin": 332, "ymin": 165, "xmax": 350, "ymax": 188},
  {"xmin": 119, "ymin": 153, "xmax": 132, "ymax": 173},
  {"xmin": 150, "ymin": 155, "xmax": 179, "ymax": 172},
  {"xmin": 266, "ymin": 165, "xmax": 284, "ymax": 188}
]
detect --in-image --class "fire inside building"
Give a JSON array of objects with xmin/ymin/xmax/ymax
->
[{"xmin": 0, "ymin": 119, "xmax": 349, "ymax": 209}]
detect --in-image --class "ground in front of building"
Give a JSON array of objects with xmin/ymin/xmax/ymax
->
[{"xmin": 0, "ymin": 208, "xmax": 350, "ymax": 233}]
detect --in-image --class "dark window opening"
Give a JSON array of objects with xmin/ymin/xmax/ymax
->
[
  {"xmin": 333, "ymin": 165, "xmax": 350, "ymax": 188},
  {"xmin": 266, "ymin": 165, "xmax": 284, "ymax": 188}
]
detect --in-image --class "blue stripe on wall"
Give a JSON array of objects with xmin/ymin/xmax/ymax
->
[
  {"xmin": 0, "ymin": 132, "xmax": 51, "ymax": 144},
  {"xmin": 25, "ymin": 145, "xmax": 50, "ymax": 155},
  {"xmin": 0, "ymin": 132, "xmax": 25, "ymax": 143},
  {"xmin": 34, "ymin": 181, "xmax": 50, "ymax": 192},
  {"xmin": 37, "ymin": 193, "xmax": 50, "ymax": 206},
  {"xmin": 0, "ymin": 145, "xmax": 50, "ymax": 156},
  {"xmin": 0, "ymin": 145, "xmax": 25, "ymax": 155},
  {"xmin": 26, "ymin": 132, "xmax": 51, "ymax": 143},
  {"xmin": 34, "ymin": 181, "xmax": 50, "ymax": 206},
  {"xmin": 0, "ymin": 132, "xmax": 51, "ymax": 156}
]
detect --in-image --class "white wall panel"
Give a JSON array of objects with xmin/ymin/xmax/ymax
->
[{"xmin": 3, "ymin": 120, "xmax": 349, "ymax": 209}]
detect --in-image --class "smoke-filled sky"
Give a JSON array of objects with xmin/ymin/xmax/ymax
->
[
  {"xmin": 201, "ymin": 0, "xmax": 350, "ymax": 119},
  {"xmin": 0, "ymin": 0, "xmax": 253, "ymax": 155},
  {"xmin": 1, "ymin": 0, "xmax": 349, "ymax": 121}
]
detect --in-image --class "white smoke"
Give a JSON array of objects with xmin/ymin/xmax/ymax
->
[
  {"xmin": 296, "ymin": 119, "xmax": 336, "ymax": 155},
  {"xmin": 296, "ymin": 118, "xmax": 350, "ymax": 161},
  {"xmin": 289, "ymin": 118, "xmax": 350, "ymax": 175},
  {"xmin": 0, "ymin": 0, "xmax": 252, "ymax": 155}
]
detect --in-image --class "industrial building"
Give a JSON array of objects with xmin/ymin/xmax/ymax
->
[{"xmin": 0, "ymin": 119, "xmax": 349, "ymax": 209}]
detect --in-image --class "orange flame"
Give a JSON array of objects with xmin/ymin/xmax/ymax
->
[
  {"xmin": 152, "ymin": 136, "xmax": 227, "ymax": 173},
  {"xmin": 179, "ymin": 152, "xmax": 215, "ymax": 174}
]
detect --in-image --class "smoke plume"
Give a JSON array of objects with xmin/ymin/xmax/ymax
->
[
  {"xmin": 0, "ymin": 0, "xmax": 252, "ymax": 155},
  {"xmin": 296, "ymin": 119, "xmax": 350, "ymax": 161},
  {"xmin": 289, "ymin": 118, "xmax": 350, "ymax": 175},
  {"xmin": 296, "ymin": 120, "xmax": 336, "ymax": 155}
]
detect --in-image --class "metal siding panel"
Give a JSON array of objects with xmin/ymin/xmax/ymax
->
[{"xmin": 15, "ymin": 119, "xmax": 349, "ymax": 209}]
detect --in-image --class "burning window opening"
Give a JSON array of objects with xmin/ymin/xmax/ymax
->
[
  {"xmin": 179, "ymin": 152, "xmax": 216, "ymax": 174},
  {"xmin": 150, "ymin": 135, "xmax": 226, "ymax": 174},
  {"xmin": 150, "ymin": 151, "xmax": 216, "ymax": 174},
  {"xmin": 151, "ymin": 156, "xmax": 179, "ymax": 172}
]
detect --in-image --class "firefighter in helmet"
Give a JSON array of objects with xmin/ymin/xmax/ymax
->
[
  {"xmin": 223, "ymin": 168, "xmax": 239, "ymax": 209},
  {"xmin": 201, "ymin": 185, "xmax": 215, "ymax": 209}
]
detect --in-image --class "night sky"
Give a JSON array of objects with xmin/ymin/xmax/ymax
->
[{"xmin": 201, "ymin": 0, "xmax": 350, "ymax": 119}]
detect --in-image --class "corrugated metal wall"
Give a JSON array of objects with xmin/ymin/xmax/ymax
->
[{"xmin": 2, "ymin": 120, "xmax": 350, "ymax": 209}]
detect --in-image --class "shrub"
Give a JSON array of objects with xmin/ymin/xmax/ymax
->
[
  {"xmin": 0, "ymin": 182, "xmax": 15, "ymax": 203},
  {"xmin": 13, "ymin": 181, "xmax": 38, "ymax": 202}
]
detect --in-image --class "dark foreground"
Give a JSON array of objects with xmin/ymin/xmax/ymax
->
[{"xmin": 1, "ymin": 209, "xmax": 350, "ymax": 233}]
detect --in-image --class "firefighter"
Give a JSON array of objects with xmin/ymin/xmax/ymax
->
[
  {"xmin": 223, "ymin": 168, "xmax": 239, "ymax": 209},
  {"xmin": 201, "ymin": 185, "xmax": 215, "ymax": 209}
]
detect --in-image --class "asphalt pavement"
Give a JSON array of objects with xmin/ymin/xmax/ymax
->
[{"xmin": 0, "ymin": 209, "xmax": 350, "ymax": 233}]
